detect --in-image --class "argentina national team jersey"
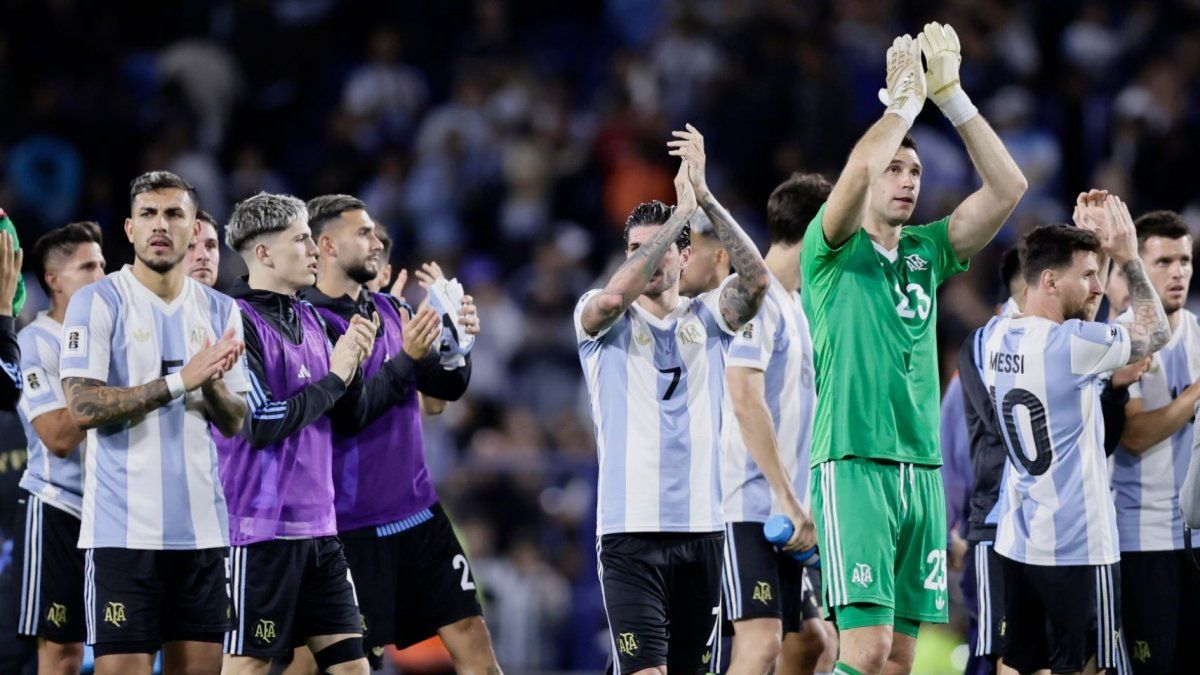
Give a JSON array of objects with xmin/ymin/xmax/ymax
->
[
  {"xmin": 983, "ymin": 314, "xmax": 1129, "ymax": 566},
  {"xmin": 17, "ymin": 312, "xmax": 83, "ymax": 518},
  {"xmin": 1112, "ymin": 309, "xmax": 1200, "ymax": 552},
  {"xmin": 575, "ymin": 275, "xmax": 738, "ymax": 535},
  {"xmin": 720, "ymin": 277, "xmax": 816, "ymax": 522},
  {"xmin": 60, "ymin": 266, "xmax": 251, "ymax": 550}
]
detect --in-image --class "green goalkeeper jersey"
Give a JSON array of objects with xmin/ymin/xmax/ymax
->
[{"xmin": 801, "ymin": 204, "xmax": 968, "ymax": 467}]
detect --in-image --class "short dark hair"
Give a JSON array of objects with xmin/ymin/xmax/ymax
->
[
  {"xmin": 899, "ymin": 134, "xmax": 918, "ymax": 153},
  {"xmin": 623, "ymin": 200, "xmax": 690, "ymax": 251},
  {"xmin": 226, "ymin": 192, "xmax": 309, "ymax": 252},
  {"xmin": 306, "ymin": 194, "xmax": 367, "ymax": 236},
  {"xmin": 767, "ymin": 172, "xmax": 832, "ymax": 246},
  {"xmin": 1135, "ymin": 210, "xmax": 1189, "ymax": 249},
  {"xmin": 1000, "ymin": 247, "xmax": 1022, "ymax": 290},
  {"xmin": 32, "ymin": 221, "xmax": 103, "ymax": 295},
  {"xmin": 196, "ymin": 210, "xmax": 218, "ymax": 228},
  {"xmin": 129, "ymin": 171, "xmax": 198, "ymax": 211},
  {"xmin": 1019, "ymin": 223, "xmax": 1101, "ymax": 286},
  {"xmin": 375, "ymin": 226, "xmax": 392, "ymax": 257}
]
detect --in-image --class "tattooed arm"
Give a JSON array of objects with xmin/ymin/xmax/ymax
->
[
  {"xmin": 1102, "ymin": 196, "xmax": 1169, "ymax": 363},
  {"xmin": 1120, "ymin": 258, "xmax": 1170, "ymax": 362},
  {"xmin": 669, "ymin": 124, "xmax": 768, "ymax": 330},
  {"xmin": 578, "ymin": 161, "xmax": 698, "ymax": 337},
  {"xmin": 700, "ymin": 193, "xmax": 769, "ymax": 330},
  {"xmin": 64, "ymin": 376, "xmax": 174, "ymax": 429}
]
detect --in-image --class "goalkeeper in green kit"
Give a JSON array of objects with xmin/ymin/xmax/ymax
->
[{"xmin": 801, "ymin": 24, "xmax": 1027, "ymax": 675}]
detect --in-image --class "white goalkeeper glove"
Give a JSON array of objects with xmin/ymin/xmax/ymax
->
[
  {"xmin": 918, "ymin": 21, "xmax": 978, "ymax": 127},
  {"xmin": 876, "ymin": 34, "xmax": 927, "ymax": 128}
]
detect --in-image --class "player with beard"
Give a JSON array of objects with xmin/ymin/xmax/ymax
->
[
  {"xmin": 185, "ymin": 210, "xmax": 221, "ymax": 288},
  {"xmin": 981, "ymin": 203, "xmax": 1169, "ymax": 675},
  {"xmin": 300, "ymin": 194, "xmax": 493, "ymax": 672},
  {"xmin": 13, "ymin": 222, "xmax": 106, "ymax": 675},
  {"xmin": 60, "ymin": 171, "xmax": 249, "ymax": 675},
  {"xmin": 1111, "ymin": 210, "xmax": 1200, "ymax": 674},
  {"xmin": 577, "ymin": 126, "xmax": 769, "ymax": 675}
]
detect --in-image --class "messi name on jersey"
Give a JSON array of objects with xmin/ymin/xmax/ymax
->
[{"xmin": 987, "ymin": 351, "xmax": 1025, "ymax": 374}]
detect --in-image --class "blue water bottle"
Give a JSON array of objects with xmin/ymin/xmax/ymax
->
[{"xmin": 763, "ymin": 515, "xmax": 821, "ymax": 568}]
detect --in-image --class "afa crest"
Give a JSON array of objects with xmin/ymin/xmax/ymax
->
[
  {"xmin": 752, "ymin": 581, "xmax": 773, "ymax": 604},
  {"xmin": 104, "ymin": 602, "xmax": 126, "ymax": 628},
  {"xmin": 254, "ymin": 619, "xmax": 277, "ymax": 644},
  {"xmin": 617, "ymin": 632, "xmax": 639, "ymax": 656},
  {"xmin": 46, "ymin": 603, "xmax": 67, "ymax": 628}
]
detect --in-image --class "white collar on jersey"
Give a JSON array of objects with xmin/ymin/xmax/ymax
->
[
  {"xmin": 631, "ymin": 295, "xmax": 687, "ymax": 330},
  {"xmin": 871, "ymin": 240, "xmax": 899, "ymax": 263},
  {"xmin": 119, "ymin": 265, "xmax": 194, "ymax": 313}
]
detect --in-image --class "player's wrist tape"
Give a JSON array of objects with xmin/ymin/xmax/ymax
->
[
  {"xmin": 165, "ymin": 373, "xmax": 186, "ymax": 399},
  {"xmin": 936, "ymin": 88, "xmax": 977, "ymax": 127},
  {"xmin": 885, "ymin": 95, "xmax": 922, "ymax": 128}
]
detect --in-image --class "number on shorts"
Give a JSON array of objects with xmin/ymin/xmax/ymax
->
[
  {"xmin": 452, "ymin": 553, "xmax": 476, "ymax": 591},
  {"xmin": 924, "ymin": 550, "xmax": 947, "ymax": 592}
]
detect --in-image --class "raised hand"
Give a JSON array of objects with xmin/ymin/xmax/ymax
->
[
  {"xmin": 1102, "ymin": 195, "xmax": 1139, "ymax": 264},
  {"xmin": 400, "ymin": 306, "xmax": 443, "ymax": 360},
  {"xmin": 458, "ymin": 295, "xmax": 481, "ymax": 336},
  {"xmin": 667, "ymin": 123, "xmax": 711, "ymax": 202},
  {"xmin": 918, "ymin": 22, "xmax": 963, "ymax": 105},
  {"xmin": 414, "ymin": 261, "xmax": 445, "ymax": 289},
  {"xmin": 1072, "ymin": 189, "xmax": 1111, "ymax": 241},
  {"xmin": 672, "ymin": 158, "xmax": 698, "ymax": 218},
  {"xmin": 0, "ymin": 231, "xmax": 23, "ymax": 317},
  {"xmin": 878, "ymin": 34, "xmax": 927, "ymax": 125},
  {"xmin": 388, "ymin": 268, "xmax": 408, "ymax": 302}
]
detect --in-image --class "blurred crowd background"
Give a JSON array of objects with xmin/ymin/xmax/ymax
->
[{"xmin": 2, "ymin": 0, "xmax": 1200, "ymax": 672}]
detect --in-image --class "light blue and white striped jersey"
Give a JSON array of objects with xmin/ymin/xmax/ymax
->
[
  {"xmin": 60, "ymin": 266, "xmax": 251, "ymax": 550},
  {"xmin": 17, "ymin": 312, "xmax": 83, "ymax": 518},
  {"xmin": 1112, "ymin": 309, "xmax": 1200, "ymax": 552},
  {"xmin": 983, "ymin": 314, "xmax": 1129, "ymax": 566},
  {"xmin": 720, "ymin": 277, "xmax": 816, "ymax": 523},
  {"xmin": 576, "ymin": 276, "xmax": 737, "ymax": 535}
]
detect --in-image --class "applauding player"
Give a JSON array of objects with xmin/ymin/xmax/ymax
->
[
  {"xmin": 302, "ymin": 195, "xmax": 498, "ymax": 673},
  {"xmin": 802, "ymin": 23, "xmax": 1026, "ymax": 675},
  {"xmin": 984, "ymin": 201, "xmax": 1168, "ymax": 675},
  {"xmin": 61, "ymin": 172, "xmax": 249, "ymax": 675},
  {"xmin": 576, "ymin": 126, "xmax": 769, "ymax": 675}
]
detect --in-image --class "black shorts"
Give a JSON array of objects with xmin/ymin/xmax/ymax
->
[
  {"xmin": 971, "ymin": 541, "xmax": 1005, "ymax": 660},
  {"xmin": 225, "ymin": 536, "xmax": 362, "ymax": 659},
  {"xmin": 340, "ymin": 503, "xmax": 483, "ymax": 669},
  {"xmin": 999, "ymin": 555, "xmax": 1124, "ymax": 674},
  {"xmin": 85, "ymin": 546, "xmax": 229, "ymax": 655},
  {"xmin": 721, "ymin": 522, "xmax": 820, "ymax": 634},
  {"xmin": 15, "ymin": 491, "xmax": 85, "ymax": 643},
  {"xmin": 598, "ymin": 531, "xmax": 724, "ymax": 675},
  {"xmin": 1119, "ymin": 548, "xmax": 1200, "ymax": 674}
]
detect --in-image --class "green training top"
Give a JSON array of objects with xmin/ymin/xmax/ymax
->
[{"xmin": 801, "ymin": 203, "xmax": 968, "ymax": 467}]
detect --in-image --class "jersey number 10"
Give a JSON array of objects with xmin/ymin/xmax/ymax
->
[{"xmin": 991, "ymin": 386, "xmax": 1054, "ymax": 476}]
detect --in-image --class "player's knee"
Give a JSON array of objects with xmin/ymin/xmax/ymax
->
[
  {"xmin": 313, "ymin": 637, "xmax": 368, "ymax": 675},
  {"xmin": 839, "ymin": 627, "xmax": 891, "ymax": 674},
  {"xmin": 40, "ymin": 640, "xmax": 84, "ymax": 675},
  {"xmin": 441, "ymin": 616, "xmax": 499, "ymax": 668},
  {"xmin": 734, "ymin": 623, "xmax": 783, "ymax": 666}
]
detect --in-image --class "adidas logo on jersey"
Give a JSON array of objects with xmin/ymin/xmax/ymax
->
[
  {"xmin": 904, "ymin": 254, "xmax": 928, "ymax": 271},
  {"xmin": 297, "ymin": 364, "xmax": 311, "ymax": 379}
]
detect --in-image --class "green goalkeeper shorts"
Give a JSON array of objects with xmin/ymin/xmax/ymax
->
[{"xmin": 810, "ymin": 457, "xmax": 949, "ymax": 628}]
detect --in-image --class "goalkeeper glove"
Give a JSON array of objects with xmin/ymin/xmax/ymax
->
[
  {"xmin": 877, "ymin": 34, "xmax": 927, "ymax": 128},
  {"xmin": 918, "ymin": 22, "xmax": 978, "ymax": 127},
  {"xmin": 0, "ymin": 209, "xmax": 26, "ymax": 316}
]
